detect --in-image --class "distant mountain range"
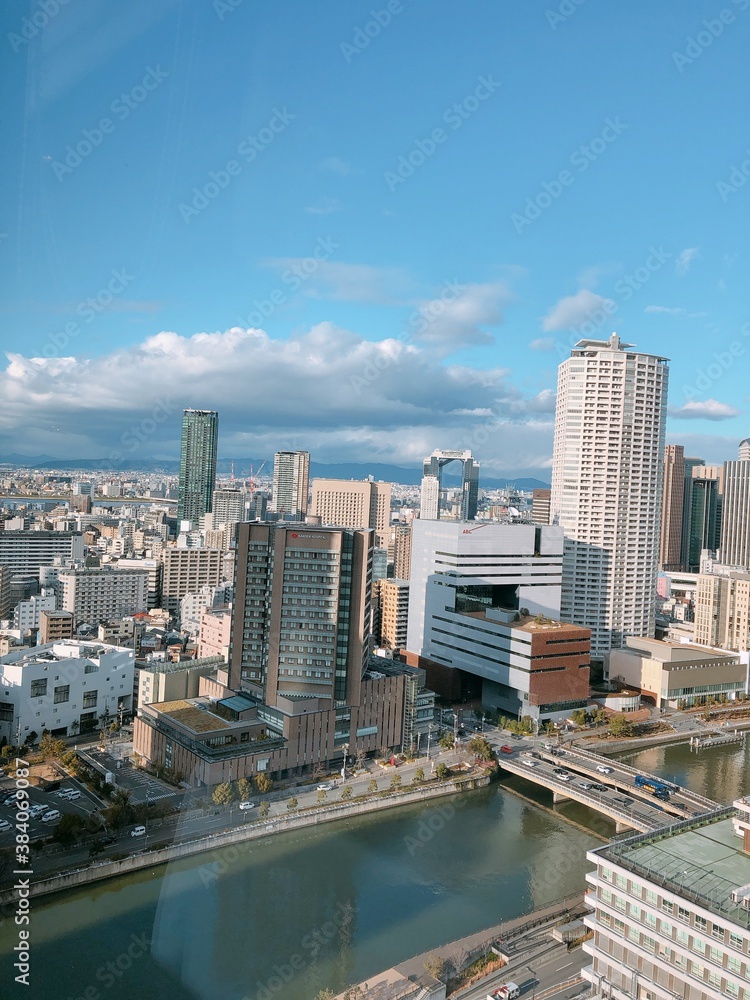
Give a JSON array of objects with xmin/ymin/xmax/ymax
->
[{"xmin": 0, "ymin": 454, "xmax": 550, "ymax": 492}]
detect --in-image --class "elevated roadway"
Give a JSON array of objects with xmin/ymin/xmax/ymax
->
[{"xmin": 492, "ymin": 739, "xmax": 719, "ymax": 833}]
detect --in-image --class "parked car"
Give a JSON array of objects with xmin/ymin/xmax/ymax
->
[
  {"xmin": 317, "ymin": 783, "xmax": 333, "ymax": 791},
  {"xmin": 0, "ymin": 819, "xmax": 11, "ymax": 832},
  {"xmin": 28, "ymin": 804, "xmax": 46, "ymax": 818},
  {"xmin": 41, "ymin": 809, "xmax": 61, "ymax": 823},
  {"xmin": 130, "ymin": 825, "xmax": 146, "ymax": 837},
  {"xmin": 500, "ymin": 745, "xmax": 515, "ymax": 754},
  {"xmin": 238, "ymin": 801, "xmax": 255, "ymax": 811},
  {"xmin": 596, "ymin": 765, "xmax": 613, "ymax": 774}
]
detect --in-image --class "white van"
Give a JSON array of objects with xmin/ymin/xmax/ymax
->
[
  {"xmin": 130, "ymin": 825, "xmax": 146, "ymax": 837},
  {"xmin": 41, "ymin": 809, "xmax": 61, "ymax": 823}
]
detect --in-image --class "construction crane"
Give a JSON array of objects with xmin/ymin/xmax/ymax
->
[{"xmin": 248, "ymin": 459, "xmax": 267, "ymax": 495}]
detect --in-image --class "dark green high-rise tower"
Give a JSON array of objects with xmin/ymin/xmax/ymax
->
[{"xmin": 178, "ymin": 409, "xmax": 218, "ymax": 525}]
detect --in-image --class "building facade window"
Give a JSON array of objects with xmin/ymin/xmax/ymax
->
[
  {"xmin": 30, "ymin": 679, "xmax": 47, "ymax": 698},
  {"xmin": 54, "ymin": 685, "xmax": 70, "ymax": 704}
]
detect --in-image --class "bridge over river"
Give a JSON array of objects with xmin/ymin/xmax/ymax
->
[{"xmin": 495, "ymin": 741, "xmax": 719, "ymax": 833}]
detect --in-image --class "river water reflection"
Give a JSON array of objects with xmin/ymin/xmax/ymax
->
[{"xmin": 2, "ymin": 736, "xmax": 747, "ymax": 1000}]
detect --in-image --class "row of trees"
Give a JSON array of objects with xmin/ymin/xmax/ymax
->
[{"xmin": 211, "ymin": 772, "xmax": 273, "ymax": 806}]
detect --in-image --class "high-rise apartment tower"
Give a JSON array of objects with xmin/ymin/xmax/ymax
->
[
  {"xmin": 178, "ymin": 409, "xmax": 219, "ymax": 525},
  {"xmin": 550, "ymin": 334, "xmax": 669, "ymax": 657},
  {"xmin": 271, "ymin": 451, "xmax": 310, "ymax": 521}
]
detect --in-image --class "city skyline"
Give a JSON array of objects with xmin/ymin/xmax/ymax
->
[{"xmin": 1, "ymin": 3, "xmax": 748, "ymax": 476}]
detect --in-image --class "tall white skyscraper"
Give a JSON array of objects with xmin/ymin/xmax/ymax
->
[
  {"xmin": 419, "ymin": 449, "xmax": 479, "ymax": 521},
  {"xmin": 550, "ymin": 334, "xmax": 669, "ymax": 657},
  {"xmin": 270, "ymin": 451, "xmax": 310, "ymax": 520}
]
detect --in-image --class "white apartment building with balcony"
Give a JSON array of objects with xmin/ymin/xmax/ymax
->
[
  {"xmin": 56, "ymin": 565, "xmax": 149, "ymax": 627},
  {"xmin": 550, "ymin": 334, "xmax": 669, "ymax": 659}
]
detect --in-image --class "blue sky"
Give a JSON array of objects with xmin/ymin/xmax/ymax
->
[{"xmin": 1, "ymin": 0, "xmax": 749, "ymax": 477}]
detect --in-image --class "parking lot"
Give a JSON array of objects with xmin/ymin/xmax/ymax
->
[{"xmin": 0, "ymin": 774, "xmax": 102, "ymax": 844}]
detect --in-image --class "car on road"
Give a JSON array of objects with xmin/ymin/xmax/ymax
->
[
  {"xmin": 238, "ymin": 801, "xmax": 255, "ymax": 811},
  {"xmin": 500, "ymin": 745, "xmax": 514, "ymax": 754},
  {"xmin": 317, "ymin": 783, "xmax": 333, "ymax": 791},
  {"xmin": 522, "ymin": 759, "xmax": 539, "ymax": 768},
  {"xmin": 130, "ymin": 825, "xmax": 146, "ymax": 837},
  {"xmin": 41, "ymin": 809, "xmax": 61, "ymax": 823},
  {"xmin": 0, "ymin": 819, "xmax": 11, "ymax": 833},
  {"xmin": 673, "ymin": 802, "xmax": 688, "ymax": 810},
  {"xmin": 558, "ymin": 774, "xmax": 572, "ymax": 782},
  {"xmin": 510, "ymin": 733, "xmax": 522, "ymax": 740},
  {"xmin": 578, "ymin": 781, "xmax": 594, "ymax": 790},
  {"xmin": 553, "ymin": 767, "xmax": 569, "ymax": 775},
  {"xmin": 590, "ymin": 783, "xmax": 608, "ymax": 792},
  {"xmin": 596, "ymin": 765, "xmax": 613, "ymax": 774}
]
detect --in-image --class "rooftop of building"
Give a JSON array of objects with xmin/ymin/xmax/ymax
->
[
  {"xmin": 619, "ymin": 636, "xmax": 739, "ymax": 662},
  {"xmin": 459, "ymin": 607, "xmax": 589, "ymax": 635},
  {"xmin": 594, "ymin": 807, "xmax": 750, "ymax": 930},
  {"xmin": 0, "ymin": 638, "xmax": 132, "ymax": 666},
  {"xmin": 138, "ymin": 654, "xmax": 225, "ymax": 675},
  {"xmin": 151, "ymin": 698, "xmax": 231, "ymax": 732}
]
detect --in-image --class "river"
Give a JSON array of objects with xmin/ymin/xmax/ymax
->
[{"xmin": 1, "ymin": 736, "xmax": 748, "ymax": 1000}]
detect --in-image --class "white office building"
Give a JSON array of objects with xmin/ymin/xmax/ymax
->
[
  {"xmin": 405, "ymin": 521, "xmax": 583, "ymax": 716},
  {"xmin": 550, "ymin": 334, "xmax": 669, "ymax": 658},
  {"xmin": 0, "ymin": 639, "xmax": 135, "ymax": 741}
]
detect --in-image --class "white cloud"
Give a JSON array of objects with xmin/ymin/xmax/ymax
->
[
  {"xmin": 542, "ymin": 289, "xmax": 616, "ymax": 332},
  {"xmin": 261, "ymin": 259, "xmax": 412, "ymax": 304},
  {"xmin": 644, "ymin": 305, "xmax": 685, "ymax": 316},
  {"xmin": 0, "ymin": 325, "xmax": 557, "ymax": 473},
  {"xmin": 669, "ymin": 399, "xmax": 740, "ymax": 421},
  {"xmin": 576, "ymin": 262, "xmax": 620, "ymax": 289},
  {"xmin": 529, "ymin": 337, "xmax": 556, "ymax": 351},
  {"xmin": 317, "ymin": 156, "xmax": 353, "ymax": 176},
  {"xmin": 410, "ymin": 282, "xmax": 512, "ymax": 349},
  {"xmin": 304, "ymin": 197, "xmax": 342, "ymax": 216},
  {"xmin": 644, "ymin": 305, "xmax": 707, "ymax": 319},
  {"xmin": 675, "ymin": 247, "xmax": 698, "ymax": 275}
]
